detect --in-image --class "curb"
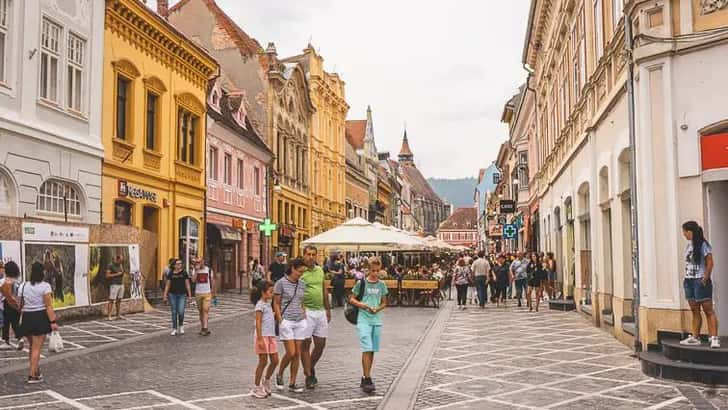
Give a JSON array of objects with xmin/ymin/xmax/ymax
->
[
  {"xmin": 378, "ymin": 301, "xmax": 453, "ymax": 410},
  {"xmin": 0, "ymin": 307, "xmax": 253, "ymax": 377}
]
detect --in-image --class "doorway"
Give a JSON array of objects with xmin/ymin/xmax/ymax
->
[
  {"xmin": 142, "ymin": 206, "xmax": 160, "ymax": 285},
  {"xmin": 707, "ymin": 181, "xmax": 728, "ymax": 334}
]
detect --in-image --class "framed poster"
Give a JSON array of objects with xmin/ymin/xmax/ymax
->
[{"xmin": 88, "ymin": 244, "xmax": 142, "ymax": 304}]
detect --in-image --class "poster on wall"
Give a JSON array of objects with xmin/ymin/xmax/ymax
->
[
  {"xmin": 0, "ymin": 240, "xmax": 22, "ymax": 266},
  {"xmin": 22, "ymin": 223, "xmax": 90, "ymax": 310},
  {"xmin": 88, "ymin": 245, "xmax": 142, "ymax": 304}
]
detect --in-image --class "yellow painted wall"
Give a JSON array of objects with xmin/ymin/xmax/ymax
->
[{"xmin": 102, "ymin": 0, "xmax": 216, "ymax": 279}]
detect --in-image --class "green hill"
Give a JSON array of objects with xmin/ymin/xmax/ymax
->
[{"xmin": 427, "ymin": 177, "xmax": 477, "ymax": 207}]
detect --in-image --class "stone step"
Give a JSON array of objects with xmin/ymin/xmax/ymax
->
[
  {"xmin": 548, "ymin": 299, "xmax": 576, "ymax": 311},
  {"xmin": 640, "ymin": 351, "xmax": 728, "ymax": 385},
  {"xmin": 661, "ymin": 336, "xmax": 728, "ymax": 366}
]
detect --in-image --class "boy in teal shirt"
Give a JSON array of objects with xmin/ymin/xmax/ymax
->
[{"xmin": 350, "ymin": 256, "xmax": 388, "ymax": 393}]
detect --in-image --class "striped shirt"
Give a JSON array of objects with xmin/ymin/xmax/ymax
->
[{"xmin": 274, "ymin": 276, "xmax": 306, "ymax": 321}]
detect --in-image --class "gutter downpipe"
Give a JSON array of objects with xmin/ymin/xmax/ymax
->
[{"xmin": 624, "ymin": 11, "xmax": 642, "ymax": 353}]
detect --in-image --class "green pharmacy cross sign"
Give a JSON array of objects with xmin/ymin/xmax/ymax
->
[{"xmin": 259, "ymin": 218, "xmax": 277, "ymax": 237}]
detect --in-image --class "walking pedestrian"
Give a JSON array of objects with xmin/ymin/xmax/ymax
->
[
  {"xmin": 17, "ymin": 262, "xmax": 59, "ymax": 384},
  {"xmin": 545, "ymin": 252, "xmax": 558, "ymax": 299},
  {"xmin": 680, "ymin": 221, "xmax": 720, "ymax": 348},
  {"xmin": 330, "ymin": 255, "xmax": 345, "ymax": 308},
  {"xmin": 471, "ymin": 251, "xmax": 490, "ymax": 308},
  {"xmin": 0, "ymin": 261, "xmax": 23, "ymax": 350},
  {"xmin": 349, "ymin": 256, "xmax": 388, "ymax": 394},
  {"xmin": 274, "ymin": 258, "xmax": 308, "ymax": 393},
  {"xmin": 452, "ymin": 258, "xmax": 471, "ymax": 309},
  {"xmin": 492, "ymin": 255, "xmax": 511, "ymax": 307},
  {"xmin": 251, "ymin": 259, "xmax": 265, "ymax": 288},
  {"xmin": 510, "ymin": 252, "xmax": 529, "ymax": 307},
  {"xmin": 192, "ymin": 258, "xmax": 214, "ymax": 336},
  {"xmin": 106, "ymin": 254, "xmax": 125, "ymax": 321},
  {"xmin": 250, "ymin": 280, "xmax": 279, "ymax": 399},
  {"xmin": 300, "ymin": 245, "xmax": 331, "ymax": 389},
  {"xmin": 268, "ymin": 252, "xmax": 288, "ymax": 283},
  {"xmin": 163, "ymin": 259, "xmax": 192, "ymax": 336},
  {"xmin": 526, "ymin": 252, "xmax": 547, "ymax": 312}
]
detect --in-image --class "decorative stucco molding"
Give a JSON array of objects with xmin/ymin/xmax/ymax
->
[{"xmin": 701, "ymin": 0, "xmax": 728, "ymax": 14}]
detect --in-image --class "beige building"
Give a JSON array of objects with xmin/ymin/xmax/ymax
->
[
  {"xmin": 285, "ymin": 47, "xmax": 349, "ymax": 234},
  {"xmin": 524, "ymin": 0, "xmax": 728, "ymax": 349}
]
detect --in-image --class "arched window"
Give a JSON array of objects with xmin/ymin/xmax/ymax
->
[
  {"xmin": 37, "ymin": 180, "xmax": 81, "ymax": 217},
  {"xmin": 0, "ymin": 169, "xmax": 17, "ymax": 216}
]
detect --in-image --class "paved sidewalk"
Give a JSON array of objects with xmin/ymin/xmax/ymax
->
[
  {"xmin": 0, "ymin": 292, "xmax": 252, "ymax": 372},
  {"xmin": 413, "ymin": 302, "xmax": 727, "ymax": 410}
]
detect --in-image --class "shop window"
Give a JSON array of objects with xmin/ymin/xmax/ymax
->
[
  {"xmin": 179, "ymin": 217, "xmax": 200, "ymax": 272},
  {"xmin": 177, "ymin": 108, "xmax": 199, "ymax": 165},
  {"xmin": 114, "ymin": 200, "xmax": 132, "ymax": 225},
  {"xmin": 145, "ymin": 91, "xmax": 159, "ymax": 150},
  {"xmin": 37, "ymin": 179, "xmax": 81, "ymax": 217}
]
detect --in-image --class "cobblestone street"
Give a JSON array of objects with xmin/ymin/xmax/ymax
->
[{"xmin": 4, "ymin": 299, "xmax": 728, "ymax": 409}]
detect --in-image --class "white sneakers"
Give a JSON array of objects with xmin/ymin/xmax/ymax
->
[
  {"xmin": 179, "ymin": 326, "xmax": 185, "ymax": 335},
  {"xmin": 711, "ymin": 336, "xmax": 721, "ymax": 349},
  {"xmin": 251, "ymin": 385, "xmax": 267, "ymax": 399},
  {"xmin": 680, "ymin": 335, "xmax": 701, "ymax": 346},
  {"xmin": 680, "ymin": 334, "xmax": 722, "ymax": 348},
  {"xmin": 170, "ymin": 329, "xmax": 177, "ymax": 336}
]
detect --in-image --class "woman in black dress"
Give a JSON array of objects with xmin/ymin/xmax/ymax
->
[{"xmin": 526, "ymin": 252, "xmax": 547, "ymax": 312}]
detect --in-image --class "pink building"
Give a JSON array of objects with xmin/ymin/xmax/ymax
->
[
  {"xmin": 437, "ymin": 207, "xmax": 479, "ymax": 249},
  {"xmin": 206, "ymin": 83, "xmax": 273, "ymax": 290}
]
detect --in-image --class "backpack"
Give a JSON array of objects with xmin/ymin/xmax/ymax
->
[{"xmin": 344, "ymin": 278, "xmax": 367, "ymax": 325}]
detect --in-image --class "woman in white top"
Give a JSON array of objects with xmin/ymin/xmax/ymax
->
[{"xmin": 17, "ymin": 261, "xmax": 59, "ymax": 384}]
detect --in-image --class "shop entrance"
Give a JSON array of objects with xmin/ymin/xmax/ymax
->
[
  {"xmin": 707, "ymin": 181, "xmax": 728, "ymax": 334},
  {"xmin": 142, "ymin": 206, "xmax": 159, "ymax": 283}
]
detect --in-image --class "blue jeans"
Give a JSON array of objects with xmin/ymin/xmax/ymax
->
[
  {"xmin": 515, "ymin": 278, "xmax": 528, "ymax": 301},
  {"xmin": 684, "ymin": 278, "xmax": 712, "ymax": 302},
  {"xmin": 475, "ymin": 276, "xmax": 488, "ymax": 307},
  {"xmin": 168, "ymin": 293, "xmax": 187, "ymax": 329}
]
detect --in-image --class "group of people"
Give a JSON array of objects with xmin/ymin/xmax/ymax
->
[
  {"xmin": 450, "ymin": 251, "xmax": 556, "ymax": 311},
  {"xmin": 248, "ymin": 246, "xmax": 388, "ymax": 398},
  {"xmin": 161, "ymin": 256, "xmax": 216, "ymax": 336}
]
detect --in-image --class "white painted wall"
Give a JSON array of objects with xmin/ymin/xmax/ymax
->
[{"xmin": 0, "ymin": 0, "xmax": 103, "ymax": 223}]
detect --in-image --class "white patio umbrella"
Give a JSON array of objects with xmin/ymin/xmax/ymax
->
[
  {"xmin": 301, "ymin": 217, "xmax": 409, "ymax": 252},
  {"xmin": 372, "ymin": 223, "xmax": 430, "ymax": 251}
]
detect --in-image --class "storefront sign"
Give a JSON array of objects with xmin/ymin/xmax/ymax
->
[
  {"xmin": 118, "ymin": 180, "xmax": 157, "ymax": 203},
  {"xmin": 22, "ymin": 222, "xmax": 89, "ymax": 243},
  {"xmin": 488, "ymin": 225, "xmax": 503, "ymax": 237},
  {"xmin": 499, "ymin": 200, "xmax": 516, "ymax": 214},
  {"xmin": 232, "ymin": 218, "xmax": 244, "ymax": 230}
]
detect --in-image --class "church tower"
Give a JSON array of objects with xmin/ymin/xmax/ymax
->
[{"xmin": 398, "ymin": 129, "xmax": 414, "ymax": 165}]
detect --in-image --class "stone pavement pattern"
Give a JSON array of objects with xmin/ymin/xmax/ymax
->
[
  {"xmin": 414, "ymin": 302, "xmax": 728, "ymax": 410},
  {"xmin": 0, "ymin": 301, "xmax": 436, "ymax": 410},
  {"xmin": 0, "ymin": 292, "xmax": 253, "ymax": 368}
]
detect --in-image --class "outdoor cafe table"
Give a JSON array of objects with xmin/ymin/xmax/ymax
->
[{"xmin": 325, "ymin": 279, "xmax": 440, "ymax": 307}]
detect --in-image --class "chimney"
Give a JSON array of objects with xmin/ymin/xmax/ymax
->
[{"xmin": 157, "ymin": 0, "xmax": 169, "ymax": 18}]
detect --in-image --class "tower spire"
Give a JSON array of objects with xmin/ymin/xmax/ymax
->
[{"xmin": 398, "ymin": 128, "xmax": 414, "ymax": 164}]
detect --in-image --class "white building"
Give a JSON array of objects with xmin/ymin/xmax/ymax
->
[{"xmin": 0, "ymin": 0, "xmax": 104, "ymax": 223}]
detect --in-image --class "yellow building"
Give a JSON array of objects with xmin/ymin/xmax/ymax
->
[
  {"xmin": 102, "ymin": 0, "xmax": 217, "ymax": 279},
  {"xmin": 262, "ymin": 43, "xmax": 315, "ymax": 257},
  {"xmin": 285, "ymin": 46, "xmax": 349, "ymax": 235}
]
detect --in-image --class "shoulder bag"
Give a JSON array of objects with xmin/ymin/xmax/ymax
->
[
  {"xmin": 345, "ymin": 278, "xmax": 366, "ymax": 325},
  {"xmin": 275, "ymin": 280, "xmax": 299, "ymax": 336}
]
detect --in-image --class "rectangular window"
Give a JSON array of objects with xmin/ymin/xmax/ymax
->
[
  {"xmin": 237, "ymin": 159, "xmax": 244, "ymax": 190},
  {"xmin": 223, "ymin": 153, "xmax": 232, "ymax": 185},
  {"xmin": 612, "ymin": 0, "xmax": 623, "ymax": 31},
  {"xmin": 254, "ymin": 167, "xmax": 261, "ymax": 195},
  {"xmin": 594, "ymin": 0, "xmax": 604, "ymax": 62},
  {"xmin": 145, "ymin": 92, "xmax": 158, "ymax": 150},
  {"xmin": 177, "ymin": 108, "xmax": 198, "ymax": 165},
  {"xmin": 518, "ymin": 151, "xmax": 529, "ymax": 189},
  {"xmin": 40, "ymin": 17, "xmax": 61, "ymax": 102},
  {"xmin": 66, "ymin": 33, "xmax": 84, "ymax": 111},
  {"xmin": 207, "ymin": 147, "xmax": 218, "ymax": 180},
  {"xmin": 0, "ymin": 0, "xmax": 9, "ymax": 83},
  {"xmin": 116, "ymin": 76, "xmax": 130, "ymax": 140}
]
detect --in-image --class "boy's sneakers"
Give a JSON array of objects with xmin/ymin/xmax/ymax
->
[
  {"xmin": 361, "ymin": 377, "xmax": 376, "ymax": 394},
  {"xmin": 262, "ymin": 379, "xmax": 272, "ymax": 396},
  {"xmin": 680, "ymin": 335, "xmax": 701, "ymax": 346},
  {"xmin": 170, "ymin": 329, "xmax": 177, "ymax": 336},
  {"xmin": 178, "ymin": 326, "xmax": 185, "ymax": 335},
  {"xmin": 251, "ymin": 385, "xmax": 267, "ymax": 399},
  {"xmin": 288, "ymin": 384, "xmax": 304, "ymax": 393},
  {"xmin": 711, "ymin": 336, "xmax": 722, "ymax": 349},
  {"xmin": 27, "ymin": 375, "xmax": 43, "ymax": 384},
  {"xmin": 199, "ymin": 328, "xmax": 211, "ymax": 336},
  {"xmin": 275, "ymin": 375, "xmax": 286, "ymax": 391}
]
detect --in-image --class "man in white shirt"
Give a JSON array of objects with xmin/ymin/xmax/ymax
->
[
  {"xmin": 471, "ymin": 251, "xmax": 491, "ymax": 308},
  {"xmin": 192, "ymin": 258, "xmax": 214, "ymax": 336}
]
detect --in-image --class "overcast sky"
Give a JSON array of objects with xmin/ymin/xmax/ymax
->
[{"xmin": 157, "ymin": 0, "xmax": 531, "ymax": 179}]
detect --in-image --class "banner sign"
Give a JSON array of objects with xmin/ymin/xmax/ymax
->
[{"xmin": 22, "ymin": 222, "xmax": 89, "ymax": 243}]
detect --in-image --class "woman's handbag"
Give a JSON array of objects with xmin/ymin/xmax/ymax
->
[
  {"xmin": 49, "ymin": 331, "xmax": 64, "ymax": 353},
  {"xmin": 275, "ymin": 280, "xmax": 299, "ymax": 336},
  {"xmin": 345, "ymin": 279, "xmax": 367, "ymax": 325}
]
